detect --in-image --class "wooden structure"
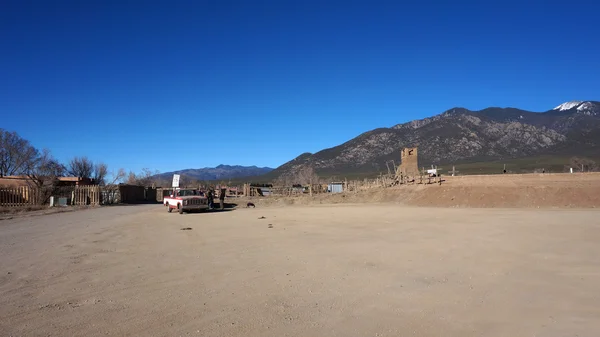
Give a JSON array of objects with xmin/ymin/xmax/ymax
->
[
  {"xmin": 0, "ymin": 185, "xmax": 100, "ymax": 207},
  {"xmin": 328, "ymin": 182, "xmax": 344, "ymax": 193},
  {"xmin": 242, "ymin": 183, "xmax": 327, "ymax": 197},
  {"xmin": 70, "ymin": 186, "xmax": 101, "ymax": 205},
  {"xmin": 0, "ymin": 186, "xmax": 40, "ymax": 207},
  {"xmin": 214, "ymin": 185, "xmax": 240, "ymax": 197},
  {"xmin": 118, "ymin": 185, "xmax": 158, "ymax": 204}
]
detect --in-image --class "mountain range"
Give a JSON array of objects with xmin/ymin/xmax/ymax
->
[
  {"xmin": 160, "ymin": 101, "xmax": 599, "ymax": 182},
  {"xmin": 157, "ymin": 165, "xmax": 273, "ymax": 181},
  {"xmin": 269, "ymin": 100, "xmax": 600, "ymax": 178}
]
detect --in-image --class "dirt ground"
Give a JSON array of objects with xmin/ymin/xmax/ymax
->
[
  {"xmin": 248, "ymin": 173, "xmax": 600, "ymax": 209},
  {"xmin": 2, "ymin": 202, "xmax": 600, "ymax": 336}
]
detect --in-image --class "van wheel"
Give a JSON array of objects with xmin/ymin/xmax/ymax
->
[{"xmin": 178, "ymin": 204, "xmax": 183, "ymax": 214}]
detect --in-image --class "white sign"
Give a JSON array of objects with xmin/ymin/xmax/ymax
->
[{"xmin": 172, "ymin": 174, "xmax": 180, "ymax": 188}]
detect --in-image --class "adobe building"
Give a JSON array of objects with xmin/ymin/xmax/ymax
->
[
  {"xmin": 397, "ymin": 147, "xmax": 419, "ymax": 177},
  {"xmin": 0, "ymin": 176, "xmax": 30, "ymax": 187},
  {"xmin": 0, "ymin": 176, "xmax": 95, "ymax": 187},
  {"xmin": 56, "ymin": 177, "xmax": 95, "ymax": 186}
]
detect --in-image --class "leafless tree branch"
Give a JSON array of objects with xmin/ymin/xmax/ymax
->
[
  {"xmin": 0, "ymin": 129, "xmax": 39, "ymax": 177},
  {"xmin": 24, "ymin": 149, "xmax": 66, "ymax": 204}
]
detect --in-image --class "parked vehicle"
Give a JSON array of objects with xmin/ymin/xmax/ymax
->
[{"xmin": 163, "ymin": 188, "xmax": 208, "ymax": 214}]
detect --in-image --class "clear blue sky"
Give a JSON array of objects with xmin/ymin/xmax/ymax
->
[{"xmin": 1, "ymin": 0, "xmax": 599, "ymax": 174}]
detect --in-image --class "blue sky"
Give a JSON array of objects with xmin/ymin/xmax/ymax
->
[{"xmin": 1, "ymin": 0, "xmax": 599, "ymax": 174}]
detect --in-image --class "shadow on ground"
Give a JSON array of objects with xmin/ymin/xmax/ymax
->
[
  {"xmin": 104, "ymin": 201, "xmax": 162, "ymax": 206},
  {"xmin": 173, "ymin": 203, "xmax": 239, "ymax": 215},
  {"xmin": 206, "ymin": 203, "xmax": 238, "ymax": 213}
]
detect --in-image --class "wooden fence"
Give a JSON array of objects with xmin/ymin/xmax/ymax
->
[
  {"xmin": 0, "ymin": 185, "xmax": 100, "ymax": 207},
  {"xmin": 71, "ymin": 186, "xmax": 100, "ymax": 205},
  {"xmin": 238, "ymin": 173, "xmax": 442, "ymax": 198},
  {"xmin": 0, "ymin": 186, "xmax": 40, "ymax": 207}
]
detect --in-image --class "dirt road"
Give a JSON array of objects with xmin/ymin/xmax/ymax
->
[{"xmin": 1, "ymin": 204, "xmax": 600, "ymax": 336}]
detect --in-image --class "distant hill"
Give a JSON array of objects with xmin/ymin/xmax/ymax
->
[
  {"xmin": 157, "ymin": 165, "xmax": 274, "ymax": 181},
  {"xmin": 268, "ymin": 101, "xmax": 600, "ymax": 178}
]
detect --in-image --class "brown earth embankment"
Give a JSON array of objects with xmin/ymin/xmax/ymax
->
[{"xmin": 242, "ymin": 173, "xmax": 600, "ymax": 208}]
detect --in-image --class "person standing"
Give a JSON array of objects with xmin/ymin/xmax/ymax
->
[
  {"xmin": 207, "ymin": 187, "xmax": 214, "ymax": 210},
  {"xmin": 219, "ymin": 188, "xmax": 227, "ymax": 210}
]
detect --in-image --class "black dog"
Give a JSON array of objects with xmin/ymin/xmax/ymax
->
[{"xmin": 246, "ymin": 202, "xmax": 255, "ymax": 208}]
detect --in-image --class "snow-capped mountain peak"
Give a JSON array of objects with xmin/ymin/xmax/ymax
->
[
  {"xmin": 576, "ymin": 102, "xmax": 600, "ymax": 116},
  {"xmin": 552, "ymin": 101, "xmax": 599, "ymax": 116},
  {"xmin": 577, "ymin": 102, "xmax": 594, "ymax": 111},
  {"xmin": 554, "ymin": 101, "xmax": 583, "ymax": 111}
]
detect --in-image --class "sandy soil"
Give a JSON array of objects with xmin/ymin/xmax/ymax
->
[
  {"xmin": 2, "ymin": 203, "xmax": 600, "ymax": 336},
  {"xmin": 248, "ymin": 173, "xmax": 600, "ymax": 208}
]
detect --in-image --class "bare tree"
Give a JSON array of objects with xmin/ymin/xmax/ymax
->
[
  {"xmin": 126, "ymin": 171, "xmax": 137, "ymax": 185},
  {"xmin": 66, "ymin": 156, "xmax": 110, "ymax": 185},
  {"xmin": 296, "ymin": 166, "xmax": 320, "ymax": 185},
  {"xmin": 100, "ymin": 168, "xmax": 126, "ymax": 204},
  {"xmin": 26, "ymin": 149, "xmax": 65, "ymax": 181},
  {"xmin": 105, "ymin": 168, "xmax": 126, "ymax": 185},
  {"xmin": 126, "ymin": 168, "xmax": 160, "ymax": 186},
  {"xmin": 569, "ymin": 157, "xmax": 598, "ymax": 172},
  {"xmin": 24, "ymin": 149, "xmax": 66, "ymax": 204},
  {"xmin": 67, "ymin": 156, "xmax": 94, "ymax": 178},
  {"xmin": 0, "ymin": 129, "xmax": 39, "ymax": 177},
  {"xmin": 138, "ymin": 168, "xmax": 155, "ymax": 186},
  {"xmin": 273, "ymin": 174, "xmax": 289, "ymax": 187},
  {"xmin": 93, "ymin": 163, "xmax": 108, "ymax": 185},
  {"xmin": 178, "ymin": 174, "xmax": 190, "ymax": 188},
  {"xmin": 153, "ymin": 177, "xmax": 171, "ymax": 188},
  {"xmin": 274, "ymin": 165, "xmax": 319, "ymax": 186}
]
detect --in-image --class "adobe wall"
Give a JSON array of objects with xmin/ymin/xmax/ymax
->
[{"xmin": 398, "ymin": 147, "xmax": 419, "ymax": 176}]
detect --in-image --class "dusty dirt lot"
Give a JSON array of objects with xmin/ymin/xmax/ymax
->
[
  {"xmin": 251, "ymin": 173, "xmax": 600, "ymax": 209},
  {"xmin": 1, "ymin": 203, "xmax": 600, "ymax": 336}
]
